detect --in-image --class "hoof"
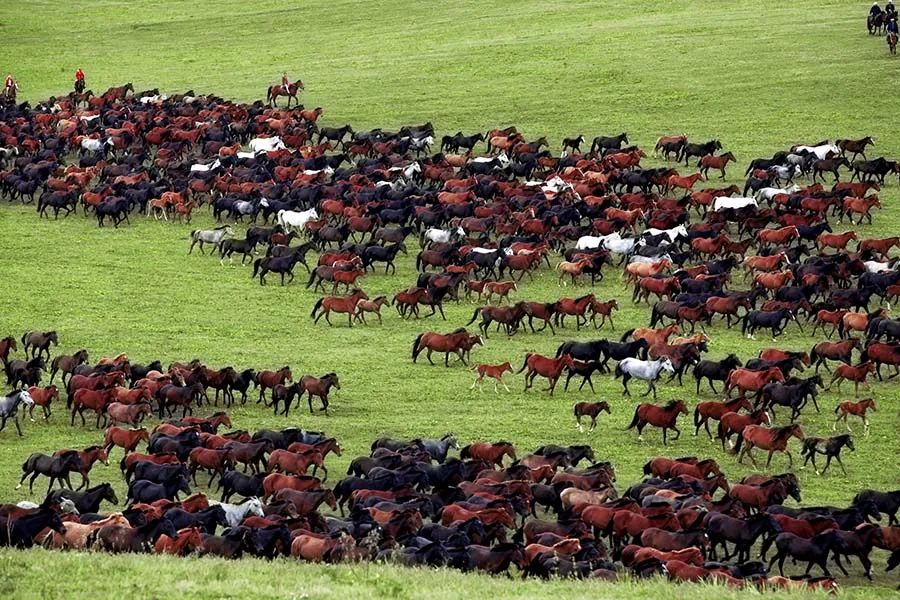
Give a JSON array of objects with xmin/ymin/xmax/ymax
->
[{"xmin": 14, "ymin": 484, "xmax": 21, "ymax": 490}]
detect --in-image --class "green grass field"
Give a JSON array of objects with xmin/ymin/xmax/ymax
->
[{"xmin": 1, "ymin": 1, "xmax": 899, "ymax": 597}]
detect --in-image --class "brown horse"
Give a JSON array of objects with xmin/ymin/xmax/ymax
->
[
  {"xmin": 298, "ymin": 373, "xmax": 340, "ymax": 413},
  {"xmin": 266, "ymin": 79, "xmax": 304, "ymax": 107},
  {"xmin": 483, "ymin": 281, "xmax": 518, "ymax": 303},
  {"xmin": 106, "ymin": 401, "xmax": 152, "ymax": 426},
  {"xmin": 829, "ymin": 362, "xmax": 875, "ymax": 396},
  {"xmin": 627, "ymin": 400, "xmax": 688, "ymax": 445},
  {"xmin": 554, "ymin": 294, "xmax": 595, "ymax": 329},
  {"xmin": 573, "ymin": 401, "xmax": 611, "ymax": 432},
  {"xmin": 589, "ymin": 299, "xmax": 619, "ymax": 330},
  {"xmin": 460, "ymin": 441, "xmax": 517, "ymax": 468},
  {"xmin": 54, "ymin": 445, "xmax": 110, "ymax": 490},
  {"xmin": 353, "ymin": 296, "xmax": 389, "ymax": 324},
  {"xmin": 103, "ymin": 426, "xmax": 150, "ymax": 455},
  {"xmin": 311, "ymin": 289, "xmax": 369, "ymax": 327},
  {"xmin": 667, "ymin": 172, "xmax": 705, "ymax": 193},
  {"xmin": 841, "ymin": 195, "xmax": 881, "ymax": 224},
  {"xmin": 517, "ymin": 353, "xmax": 575, "ymax": 394},
  {"xmin": 71, "ymin": 388, "xmax": 115, "ymax": 428},
  {"xmin": 738, "ymin": 424, "xmax": 805, "ymax": 468},
  {"xmin": 725, "ymin": 367, "xmax": 784, "ymax": 397},
  {"xmin": 834, "ymin": 398, "xmax": 876, "ymax": 435},
  {"xmin": 412, "ymin": 328, "xmax": 482, "ymax": 367},
  {"xmin": 717, "ymin": 409, "xmax": 771, "ymax": 452},
  {"xmin": 256, "ymin": 366, "xmax": 292, "ymax": 404},
  {"xmin": 699, "ymin": 152, "xmax": 736, "ymax": 179},
  {"xmin": 471, "ymin": 362, "xmax": 513, "ymax": 393},
  {"xmin": 693, "ymin": 396, "xmax": 753, "ymax": 438},
  {"xmin": 26, "ymin": 385, "xmax": 59, "ymax": 420},
  {"xmin": 0, "ymin": 336, "xmax": 17, "ymax": 365}
]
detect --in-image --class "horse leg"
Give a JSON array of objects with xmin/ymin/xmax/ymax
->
[
  {"xmin": 621, "ymin": 375, "xmax": 631, "ymax": 396},
  {"xmin": 671, "ymin": 424, "xmax": 681, "ymax": 441},
  {"xmin": 662, "ymin": 427, "xmax": 668, "ymax": 445}
]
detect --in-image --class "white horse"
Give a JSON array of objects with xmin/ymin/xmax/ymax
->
[
  {"xmin": 277, "ymin": 208, "xmax": 318, "ymax": 232},
  {"xmin": 79, "ymin": 137, "xmax": 110, "ymax": 153},
  {"xmin": 249, "ymin": 136, "xmax": 286, "ymax": 154},
  {"xmin": 190, "ymin": 158, "xmax": 222, "ymax": 173},
  {"xmin": 864, "ymin": 260, "xmax": 894, "ymax": 273},
  {"xmin": 576, "ymin": 232, "xmax": 620, "ymax": 250},
  {"xmin": 472, "ymin": 153, "xmax": 511, "ymax": 168},
  {"xmin": 714, "ymin": 196, "xmax": 758, "ymax": 211},
  {"xmin": 629, "ymin": 254, "xmax": 673, "ymax": 265},
  {"xmin": 644, "ymin": 225, "xmax": 688, "ymax": 243},
  {"xmin": 615, "ymin": 357, "xmax": 675, "ymax": 399},
  {"xmin": 794, "ymin": 144, "xmax": 841, "ymax": 161},
  {"xmin": 755, "ymin": 185, "xmax": 800, "ymax": 203},
  {"xmin": 207, "ymin": 497, "xmax": 264, "ymax": 528},
  {"xmin": 422, "ymin": 227, "xmax": 465, "ymax": 246},
  {"xmin": 387, "ymin": 161, "xmax": 421, "ymax": 181},
  {"xmin": 17, "ymin": 497, "xmax": 79, "ymax": 514},
  {"xmin": 604, "ymin": 235, "xmax": 638, "ymax": 255},
  {"xmin": 0, "ymin": 389, "xmax": 34, "ymax": 436}
]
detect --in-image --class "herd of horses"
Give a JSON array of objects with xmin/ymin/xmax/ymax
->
[
  {"xmin": 2, "ymin": 87, "xmax": 900, "ymax": 587},
  {"xmin": 1, "ymin": 411, "xmax": 898, "ymax": 585}
]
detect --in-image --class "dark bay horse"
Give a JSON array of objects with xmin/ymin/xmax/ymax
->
[
  {"xmin": 412, "ymin": 328, "xmax": 482, "ymax": 367},
  {"xmin": 299, "ymin": 373, "xmax": 340, "ymax": 413},
  {"xmin": 21, "ymin": 330, "xmax": 58, "ymax": 359},
  {"xmin": 626, "ymin": 400, "xmax": 688, "ymax": 445}
]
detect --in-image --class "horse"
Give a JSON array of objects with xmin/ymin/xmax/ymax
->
[
  {"xmin": 189, "ymin": 226, "xmax": 233, "ymax": 254},
  {"xmin": 517, "ymin": 353, "xmax": 575, "ymax": 394},
  {"xmin": 0, "ymin": 336, "xmax": 16, "ymax": 366},
  {"xmin": 589, "ymin": 299, "xmax": 619, "ymax": 330},
  {"xmin": 471, "ymin": 362, "xmax": 513, "ymax": 393},
  {"xmin": 103, "ymin": 426, "xmax": 150, "ymax": 455},
  {"xmin": 717, "ymin": 409, "xmax": 772, "ymax": 453},
  {"xmin": 725, "ymin": 367, "xmax": 784, "ymax": 398},
  {"xmin": 266, "ymin": 79, "xmax": 304, "ymax": 107},
  {"xmin": 829, "ymin": 362, "xmax": 876, "ymax": 396},
  {"xmin": 311, "ymin": 289, "xmax": 369, "ymax": 327},
  {"xmin": 699, "ymin": 152, "xmax": 736, "ymax": 179},
  {"xmin": 353, "ymin": 296, "xmax": 389, "ymax": 325},
  {"xmin": 256, "ymin": 367, "xmax": 293, "ymax": 404},
  {"xmin": 615, "ymin": 357, "xmax": 674, "ymax": 399},
  {"xmin": 890, "ymin": 29, "xmax": 899, "ymax": 54},
  {"xmin": 16, "ymin": 450, "xmax": 82, "ymax": 495},
  {"xmin": 412, "ymin": 328, "xmax": 481, "ymax": 367},
  {"xmin": 692, "ymin": 396, "xmax": 752, "ymax": 438},
  {"xmin": 0, "ymin": 390, "xmax": 35, "ymax": 436},
  {"xmin": 253, "ymin": 254, "xmax": 303, "ymax": 286},
  {"xmin": 21, "ymin": 331, "xmax": 58, "ymax": 360},
  {"xmin": 58, "ymin": 445, "xmax": 110, "ymax": 490},
  {"xmin": 573, "ymin": 401, "xmax": 611, "ymax": 432},
  {"xmin": 834, "ymin": 398, "xmax": 876, "ymax": 435},
  {"xmin": 460, "ymin": 441, "xmax": 517, "ymax": 468},
  {"xmin": 0, "ymin": 508, "xmax": 66, "ymax": 549},
  {"xmin": 743, "ymin": 307, "xmax": 800, "ymax": 341},
  {"xmin": 801, "ymin": 434, "xmax": 855, "ymax": 475},
  {"xmin": 738, "ymin": 424, "xmax": 805, "ymax": 468},
  {"xmin": 298, "ymin": 373, "xmax": 340, "ymax": 413},
  {"xmin": 25, "ymin": 385, "xmax": 58, "ymax": 420},
  {"xmin": 554, "ymin": 294, "xmax": 596, "ymax": 329},
  {"xmin": 49, "ymin": 349, "xmax": 89, "ymax": 386},
  {"xmin": 626, "ymin": 400, "xmax": 688, "ymax": 444}
]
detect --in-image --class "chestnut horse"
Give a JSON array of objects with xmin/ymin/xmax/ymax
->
[
  {"xmin": 460, "ymin": 441, "xmax": 516, "ymax": 468},
  {"xmin": 311, "ymin": 289, "xmax": 369, "ymax": 327},
  {"xmin": 829, "ymin": 362, "xmax": 875, "ymax": 396},
  {"xmin": 517, "ymin": 353, "xmax": 575, "ymax": 394},
  {"xmin": 833, "ymin": 398, "xmax": 876, "ymax": 435},
  {"xmin": 412, "ymin": 328, "xmax": 482, "ymax": 367},
  {"xmin": 471, "ymin": 362, "xmax": 513, "ymax": 393},
  {"xmin": 738, "ymin": 424, "xmax": 805, "ymax": 468},
  {"xmin": 626, "ymin": 400, "xmax": 688, "ymax": 445}
]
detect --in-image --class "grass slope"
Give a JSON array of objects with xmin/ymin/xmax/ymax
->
[{"xmin": 1, "ymin": 1, "xmax": 898, "ymax": 597}]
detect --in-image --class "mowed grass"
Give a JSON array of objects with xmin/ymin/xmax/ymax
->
[{"xmin": 1, "ymin": 0, "xmax": 899, "ymax": 597}]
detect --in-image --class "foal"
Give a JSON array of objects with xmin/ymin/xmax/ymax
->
[
  {"xmin": 801, "ymin": 434, "xmax": 855, "ymax": 475},
  {"xmin": 833, "ymin": 398, "xmax": 876, "ymax": 435},
  {"xmin": 573, "ymin": 401, "xmax": 611, "ymax": 432},
  {"xmin": 471, "ymin": 362, "xmax": 513, "ymax": 393}
]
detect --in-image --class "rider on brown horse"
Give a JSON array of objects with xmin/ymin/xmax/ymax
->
[
  {"xmin": 281, "ymin": 72, "xmax": 290, "ymax": 95},
  {"xmin": 4, "ymin": 74, "xmax": 16, "ymax": 99}
]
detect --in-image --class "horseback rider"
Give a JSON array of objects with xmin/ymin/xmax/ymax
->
[
  {"xmin": 871, "ymin": 1, "xmax": 883, "ymax": 18},
  {"xmin": 281, "ymin": 72, "xmax": 290, "ymax": 94},
  {"xmin": 74, "ymin": 68, "xmax": 85, "ymax": 94},
  {"xmin": 4, "ymin": 74, "xmax": 16, "ymax": 98},
  {"xmin": 887, "ymin": 0, "xmax": 898, "ymax": 20},
  {"xmin": 888, "ymin": 14, "xmax": 899, "ymax": 34}
]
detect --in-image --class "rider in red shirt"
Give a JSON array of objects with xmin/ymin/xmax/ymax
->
[{"xmin": 75, "ymin": 69, "xmax": 85, "ymax": 82}]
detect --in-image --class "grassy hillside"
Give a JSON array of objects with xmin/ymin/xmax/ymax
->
[{"xmin": 1, "ymin": 1, "xmax": 898, "ymax": 597}]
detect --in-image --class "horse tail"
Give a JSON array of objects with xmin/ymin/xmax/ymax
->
[
  {"xmin": 626, "ymin": 407, "xmax": 641, "ymax": 430},
  {"xmin": 693, "ymin": 406, "xmax": 702, "ymax": 428},
  {"xmin": 619, "ymin": 328, "xmax": 635, "ymax": 342},
  {"xmin": 20, "ymin": 331, "xmax": 28, "ymax": 346},
  {"xmin": 555, "ymin": 343, "xmax": 568, "ymax": 358},
  {"xmin": 415, "ymin": 253, "xmax": 423, "ymax": 271},
  {"xmin": 21, "ymin": 454, "xmax": 35, "ymax": 474},
  {"xmin": 833, "ymin": 402, "xmax": 841, "ymax": 414},
  {"xmin": 516, "ymin": 354, "xmax": 532, "ymax": 374},
  {"xmin": 310, "ymin": 298, "xmax": 324, "ymax": 319},
  {"xmin": 642, "ymin": 460, "xmax": 653, "ymax": 475},
  {"xmin": 411, "ymin": 334, "xmax": 424, "ymax": 360},
  {"xmin": 741, "ymin": 313, "xmax": 749, "ymax": 335},
  {"xmin": 810, "ymin": 347, "xmax": 819, "ymax": 365},
  {"xmin": 614, "ymin": 362, "xmax": 623, "ymax": 379},
  {"xmin": 732, "ymin": 432, "xmax": 744, "ymax": 454},
  {"xmin": 251, "ymin": 258, "xmax": 262, "ymax": 279},
  {"xmin": 305, "ymin": 268, "xmax": 319, "ymax": 288},
  {"xmin": 466, "ymin": 307, "xmax": 483, "ymax": 326}
]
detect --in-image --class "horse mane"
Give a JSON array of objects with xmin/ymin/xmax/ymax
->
[
  {"xmin": 82, "ymin": 445, "xmax": 102, "ymax": 452},
  {"xmin": 663, "ymin": 400, "xmax": 681, "ymax": 410},
  {"xmin": 449, "ymin": 327, "xmax": 468, "ymax": 335}
]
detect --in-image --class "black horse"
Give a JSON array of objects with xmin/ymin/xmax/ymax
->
[
  {"xmin": 742, "ymin": 309, "xmax": 799, "ymax": 340},
  {"xmin": 693, "ymin": 354, "xmax": 743, "ymax": 393},
  {"xmin": 769, "ymin": 530, "xmax": 839, "ymax": 577},
  {"xmin": 362, "ymin": 242, "xmax": 406, "ymax": 274},
  {"xmin": 252, "ymin": 254, "xmax": 302, "ymax": 285},
  {"xmin": 128, "ymin": 476, "xmax": 191, "ymax": 504},
  {"xmin": 598, "ymin": 339, "xmax": 650, "ymax": 371},
  {"xmin": 0, "ymin": 507, "xmax": 66, "ymax": 548},
  {"xmin": 17, "ymin": 450, "xmax": 82, "ymax": 495},
  {"xmin": 680, "ymin": 140, "xmax": 722, "ymax": 165},
  {"xmin": 801, "ymin": 434, "xmax": 855, "ymax": 475},
  {"xmin": 589, "ymin": 133, "xmax": 628, "ymax": 154},
  {"xmin": 48, "ymin": 482, "xmax": 119, "ymax": 513}
]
